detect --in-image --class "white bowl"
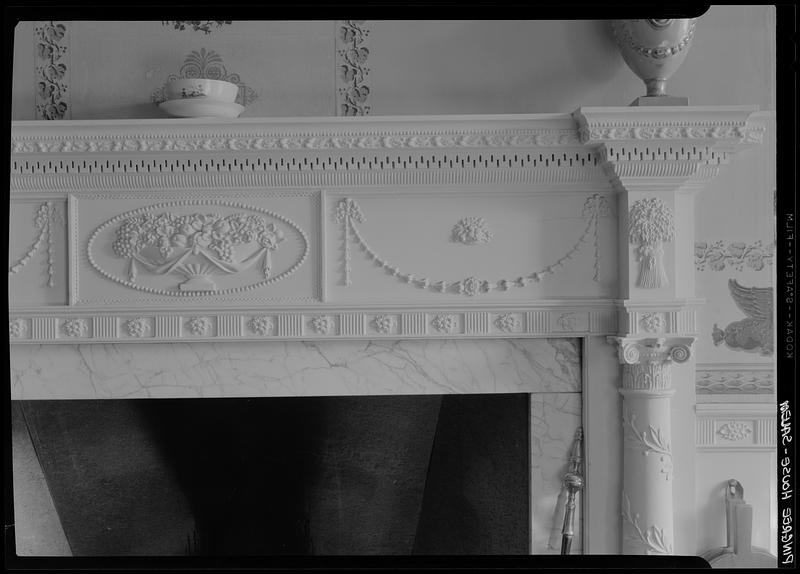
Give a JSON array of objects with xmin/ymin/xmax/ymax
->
[{"xmin": 165, "ymin": 78, "xmax": 239, "ymax": 103}]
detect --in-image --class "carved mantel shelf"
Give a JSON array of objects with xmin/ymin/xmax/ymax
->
[{"xmin": 9, "ymin": 107, "xmax": 766, "ymax": 556}]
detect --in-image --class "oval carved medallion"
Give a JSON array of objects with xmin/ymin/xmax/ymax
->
[{"xmin": 87, "ymin": 200, "xmax": 308, "ymax": 297}]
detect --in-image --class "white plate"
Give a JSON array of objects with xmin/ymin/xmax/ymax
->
[{"xmin": 159, "ymin": 98, "xmax": 245, "ymax": 119}]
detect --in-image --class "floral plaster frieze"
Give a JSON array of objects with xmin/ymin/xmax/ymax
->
[
  {"xmin": 34, "ymin": 21, "xmax": 69, "ymax": 120},
  {"xmin": 694, "ymin": 240, "xmax": 773, "ymax": 271},
  {"xmin": 337, "ymin": 20, "xmax": 371, "ymax": 116},
  {"xmin": 8, "ymin": 307, "xmax": 617, "ymax": 344},
  {"xmin": 712, "ymin": 279, "xmax": 773, "ymax": 356}
]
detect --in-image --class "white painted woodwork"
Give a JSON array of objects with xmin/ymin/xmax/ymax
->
[{"xmin": 8, "ymin": 107, "xmax": 765, "ymax": 555}]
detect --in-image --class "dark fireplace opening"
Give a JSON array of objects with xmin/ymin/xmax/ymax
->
[{"xmin": 14, "ymin": 394, "xmax": 530, "ymax": 556}]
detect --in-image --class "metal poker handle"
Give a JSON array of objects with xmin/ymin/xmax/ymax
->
[{"xmin": 560, "ymin": 426, "xmax": 584, "ymax": 555}]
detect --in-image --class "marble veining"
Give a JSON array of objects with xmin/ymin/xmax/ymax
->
[
  {"xmin": 530, "ymin": 392, "xmax": 583, "ymax": 554},
  {"xmin": 10, "ymin": 338, "xmax": 580, "ymax": 400},
  {"xmin": 10, "ymin": 336, "xmax": 582, "ymax": 552}
]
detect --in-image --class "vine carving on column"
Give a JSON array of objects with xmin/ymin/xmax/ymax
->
[
  {"xmin": 334, "ymin": 194, "xmax": 607, "ymax": 295},
  {"xmin": 34, "ymin": 21, "xmax": 69, "ymax": 120},
  {"xmin": 628, "ymin": 197, "xmax": 674, "ymax": 288},
  {"xmin": 621, "ymin": 491, "xmax": 673, "ymax": 555},
  {"xmin": 337, "ymin": 21, "xmax": 371, "ymax": 116},
  {"xmin": 622, "ymin": 408, "xmax": 673, "ymax": 481}
]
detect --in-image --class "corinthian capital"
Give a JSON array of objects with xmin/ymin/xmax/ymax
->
[{"xmin": 609, "ymin": 337, "xmax": 695, "ymax": 393}]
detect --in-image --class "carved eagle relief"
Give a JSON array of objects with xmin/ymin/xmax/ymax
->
[{"xmin": 712, "ymin": 279, "xmax": 774, "ymax": 356}]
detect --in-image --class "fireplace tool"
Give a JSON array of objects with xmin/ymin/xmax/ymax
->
[{"xmin": 560, "ymin": 427, "xmax": 584, "ymax": 555}]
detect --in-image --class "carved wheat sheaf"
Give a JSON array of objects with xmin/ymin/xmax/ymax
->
[{"xmin": 87, "ymin": 200, "xmax": 308, "ymax": 296}]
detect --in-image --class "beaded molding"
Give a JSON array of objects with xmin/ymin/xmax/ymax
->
[{"xmin": 8, "ymin": 201, "xmax": 63, "ymax": 287}]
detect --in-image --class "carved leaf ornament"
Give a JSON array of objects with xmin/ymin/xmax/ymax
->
[
  {"xmin": 88, "ymin": 201, "xmax": 308, "ymax": 296},
  {"xmin": 336, "ymin": 194, "xmax": 608, "ymax": 295}
]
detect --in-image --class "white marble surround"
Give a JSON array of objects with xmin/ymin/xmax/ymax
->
[
  {"xmin": 10, "ymin": 338, "xmax": 580, "ymax": 400},
  {"xmin": 11, "ymin": 337, "xmax": 582, "ymax": 555}
]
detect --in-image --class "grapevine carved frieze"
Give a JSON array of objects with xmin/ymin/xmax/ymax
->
[
  {"xmin": 628, "ymin": 198, "xmax": 674, "ymax": 289},
  {"xmin": 34, "ymin": 21, "xmax": 69, "ymax": 120},
  {"xmin": 621, "ymin": 491, "xmax": 673, "ymax": 555},
  {"xmin": 335, "ymin": 194, "xmax": 609, "ymax": 296},
  {"xmin": 695, "ymin": 240, "xmax": 774, "ymax": 272},
  {"xmin": 337, "ymin": 20, "xmax": 371, "ymax": 116},
  {"xmin": 9, "ymin": 201, "xmax": 63, "ymax": 287},
  {"xmin": 86, "ymin": 200, "xmax": 308, "ymax": 297}
]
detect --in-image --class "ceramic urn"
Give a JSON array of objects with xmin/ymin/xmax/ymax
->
[{"xmin": 611, "ymin": 19, "xmax": 698, "ymax": 98}]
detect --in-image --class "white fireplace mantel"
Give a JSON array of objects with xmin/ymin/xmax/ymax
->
[{"xmin": 9, "ymin": 107, "xmax": 766, "ymax": 556}]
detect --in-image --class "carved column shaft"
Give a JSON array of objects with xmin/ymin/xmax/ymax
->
[{"xmin": 614, "ymin": 337, "xmax": 692, "ymax": 555}]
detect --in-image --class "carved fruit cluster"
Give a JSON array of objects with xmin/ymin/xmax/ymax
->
[{"xmin": 112, "ymin": 212, "xmax": 284, "ymax": 261}]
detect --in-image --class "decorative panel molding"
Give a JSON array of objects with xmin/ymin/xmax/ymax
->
[{"xmin": 696, "ymin": 404, "xmax": 776, "ymax": 450}]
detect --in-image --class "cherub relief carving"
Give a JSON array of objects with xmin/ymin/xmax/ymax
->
[{"xmin": 712, "ymin": 279, "xmax": 774, "ymax": 356}]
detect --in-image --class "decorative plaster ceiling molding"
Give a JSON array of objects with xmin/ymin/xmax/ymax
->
[
  {"xmin": 8, "ymin": 305, "xmax": 617, "ymax": 344},
  {"xmin": 695, "ymin": 403, "xmax": 776, "ymax": 451}
]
